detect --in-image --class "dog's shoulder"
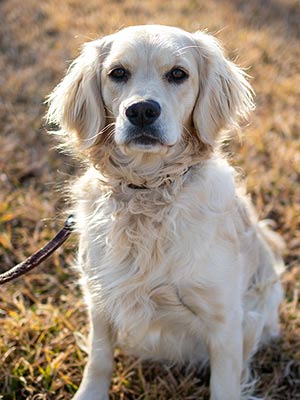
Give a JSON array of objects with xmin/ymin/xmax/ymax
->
[{"xmin": 182, "ymin": 155, "xmax": 237, "ymax": 215}]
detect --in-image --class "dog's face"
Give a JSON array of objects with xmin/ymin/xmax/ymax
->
[
  {"xmin": 47, "ymin": 25, "xmax": 254, "ymax": 156},
  {"xmin": 101, "ymin": 26, "xmax": 200, "ymax": 154}
]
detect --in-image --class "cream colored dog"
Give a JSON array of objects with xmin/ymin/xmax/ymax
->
[{"xmin": 47, "ymin": 25, "xmax": 284, "ymax": 400}]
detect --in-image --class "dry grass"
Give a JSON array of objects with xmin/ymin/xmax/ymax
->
[{"xmin": 0, "ymin": 0, "xmax": 299, "ymax": 399}]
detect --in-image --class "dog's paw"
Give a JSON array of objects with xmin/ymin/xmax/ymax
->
[
  {"xmin": 72, "ymin": 386, "xmax": 109, "ymax": 400},
  {"xmin": 72, "ymin": 393, "xmax": 109, "ymax": 400}
]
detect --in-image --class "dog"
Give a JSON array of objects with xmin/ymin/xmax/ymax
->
[{"xmin": 47, "ymin": 25, "xmax": 284, "ymax": 400}]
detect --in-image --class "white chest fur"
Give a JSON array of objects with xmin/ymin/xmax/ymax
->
[{"xmin": 75, "ymin": 160, "xmax": 243, "ymax": 361}]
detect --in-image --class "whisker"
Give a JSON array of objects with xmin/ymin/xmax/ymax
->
[
  {"xmin": 183, "ymin": 125, "xmax": 193, "ymax": 138},
  {"xmin": 82, "ymin": 122, "xmax": 115, "ymax": 143},
  {"xmin": 105, "ymin": 106, "xmax": 115, "ymax": 116},
  {"xmin": 103, "ymin": 130, "xmax": 115, "ymax": 144},
  {"xmin": 101, "ymin": 122, "xmax": 115, "ymax": 134}
]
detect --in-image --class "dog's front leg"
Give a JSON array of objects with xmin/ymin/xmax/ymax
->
[
  {"xmin": 208, "ymin": 316, "xmax": 243, "ymax": 400},
  {"xmin": 73, "ymin": 307, "xmax": 114, "ymax": 400}
]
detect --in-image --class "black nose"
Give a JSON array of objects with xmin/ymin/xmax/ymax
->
[{"xmin": 125, "ymin": 100, "xmax": 161, "ymax": 127}]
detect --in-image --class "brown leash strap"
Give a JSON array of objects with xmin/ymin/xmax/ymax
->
[{"xmin": 0, "ymin": 214, "xmax": 75, "ymax": 285}]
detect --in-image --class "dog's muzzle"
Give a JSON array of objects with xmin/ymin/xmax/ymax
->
[{"xmin": 124, "ymin": 100, "xmax": 164, "ymax": 146}]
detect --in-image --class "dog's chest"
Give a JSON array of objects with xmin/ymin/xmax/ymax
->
[{"xmin": 86, "ymin": 193, "xmax": 225, "ymax": 350}]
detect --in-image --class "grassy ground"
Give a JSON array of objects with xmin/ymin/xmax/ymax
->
[{"xmin": 0, "ymin": 0, "xmax": 299, "ymax": 399}]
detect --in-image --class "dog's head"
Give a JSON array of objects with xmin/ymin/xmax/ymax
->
[{"xmin": 47, "ymin": 25, "xmax": 254, "ymax": 158}]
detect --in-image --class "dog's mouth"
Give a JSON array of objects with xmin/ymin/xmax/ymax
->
[
  {"xmin": 130, "ymin": 135, "xmax": 163, "ymax": 146},
  {"xmin": 115, "ymin": 124, "xmax": 176, "ymax": 154},
  {"xmin": 126, "ymin": 133, "xmax": 169, "ymax": 153},
  {"xmin": 122, "ymin": 125, "xmax": 169, "ymax": 152},
  {"xmin": 126, "ymin": 134, "xmax": 166, "ymax": 153}
]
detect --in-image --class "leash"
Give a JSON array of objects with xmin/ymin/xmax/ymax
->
[{"xmin": 0, "ymin": 214, "xmax": 75, "ymax": 285}]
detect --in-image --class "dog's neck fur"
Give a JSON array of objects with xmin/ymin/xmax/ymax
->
[
  {"xmin": 87, "ymin": 132, "xmax": 211, "ymax": 192},
  {"xmin": 126, "ymin": 164, "xmax": 192, "ymax": 190}
]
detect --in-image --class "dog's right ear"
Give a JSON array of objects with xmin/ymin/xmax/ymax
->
[{"xmin": 46, "ymin": 39, "xmax": 110, "ymax": 149}]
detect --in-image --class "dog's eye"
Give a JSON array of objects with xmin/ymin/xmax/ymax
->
[
  {"xmin": 109, "ymin": 67, "xmax": 130, "ymax": 82},
  {"xmin": 166, "ymin": 68, "xmax": 189, "ymax": 84}
]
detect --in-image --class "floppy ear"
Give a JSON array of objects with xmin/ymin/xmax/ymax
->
[
  {"xmin": 46, "ymin": 40, "xmax": 108, "ymax": 149},
  {"xmin": 192, "ymin": 32, "xmax": 254, "ymax": 146}
]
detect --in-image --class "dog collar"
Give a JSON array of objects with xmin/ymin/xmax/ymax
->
[{"xmin": 126, "ymin": 166, "xmax": 193, "ymax": 190}]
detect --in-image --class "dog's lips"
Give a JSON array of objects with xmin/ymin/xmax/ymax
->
[
  {"xmin": 130, "ymin": 135, "xmax": 163, "ymax": 146},
  {"xmin": 114, "ymin": 124, "xmax": 177, "ymax": 150},
  {"xmin": 124, "ymin": 130, "xmax": 168, "ymax": 148},
  {"xmin": 122, "ymin": 132, "xmax": 170, "ymax": 154}
]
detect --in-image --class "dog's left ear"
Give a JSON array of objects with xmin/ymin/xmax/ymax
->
[{"xmin": 192, "ymin": 32, "xmax": 254, "ymax": 146}]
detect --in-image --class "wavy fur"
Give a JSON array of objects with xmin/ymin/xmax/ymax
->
[{"xmin": 47, "ymin": 25, "xmax": 283, "ymax": 400}]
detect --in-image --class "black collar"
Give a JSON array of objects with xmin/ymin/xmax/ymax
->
[
  {"xmin": 126, "ymin": 166, "xmax": 192, "ymax": 190},
  {"xmin": 127, "ymin": 183, "xmax": 149, "ymax": 189}
]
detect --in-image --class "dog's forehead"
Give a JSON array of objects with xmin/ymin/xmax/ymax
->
[{"xmin": 103, "ymin": 26, "xmax": 196, "ymax": 68}]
